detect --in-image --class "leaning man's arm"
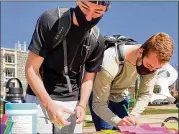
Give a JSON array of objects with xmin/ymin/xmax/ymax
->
[
  {"xmin": 130, "ymin": 72, "xmax": 158, "ymax": 117},
  {"xmin": 92, "ymin": 68, "xmax": 122, "ymax": 127}
]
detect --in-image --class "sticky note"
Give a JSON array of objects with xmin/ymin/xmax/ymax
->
[
  {"xmin": 1, "ymin": 114, "xmax": 8, "ymax": 124},
  {"xmin": 101, "ymin": 130, "xmax": 116, "ymax": 133},
  {"xmin": 4, "ymin": 120, "xmax": 13, "ymax": 134}
]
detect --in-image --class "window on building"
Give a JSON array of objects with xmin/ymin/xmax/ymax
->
[
  {"xmin": 5, "ymin": 68, "xmax": 15, "ymax": 78},
  {"xmin": 5, "ymin": 54, "xmax": 15, "ymax": 63}
]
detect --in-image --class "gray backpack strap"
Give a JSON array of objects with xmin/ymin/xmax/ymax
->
[
  {"xmin": 79, "ymin": 26, "xmax": 100, "ymax": 85},
  {"xmin": 53, "ymin": 8, "xmax": 72, "ymax": 92},
  {"xmin": 115, "ymin": 35, "xmax": 128, "ymax": 63},
  {"xmin": 104, "ymin": 35, "xmax": 139, "ymax": 76},
  {"xmin": 62, "ymin": 39, "xmax": 72, "ymax": 92},
  {"xmin": 80, "ymin": 26, "xmax": 100, "ymax": 67},
  {"xmin": 53, "ymin": 8, "xmax": 71, "ymax": 48},
  {"xmin": 91, "ymin": 26, "xmax": 100, "ymax": 40},
  {"xmin": 115, "ymin": 43, "xmax": 125, "ymax": 75},
  {"xmin": 114, "ymin": 35, "xmax": 138, "ymax": 75},
  {"xmin": 85, "ymin": 26, "xmax": 100, "ymax": 62},
  {"xmin": 116, "ymin": 43, "xmax": 125, "ymax": 64}
]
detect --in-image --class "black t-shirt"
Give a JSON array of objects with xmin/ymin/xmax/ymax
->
[{"xmin": 26, "ymin": 8, "xmax": 105, "ymax": 101}]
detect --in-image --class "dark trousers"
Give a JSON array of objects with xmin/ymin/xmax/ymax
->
[{"xmin": 89, "ymin": 93, "xmax": 128, "ymax": 131}]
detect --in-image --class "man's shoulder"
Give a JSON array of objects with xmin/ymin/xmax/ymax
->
[
  {"xmin": 42, "ymin": 7, "xmax": 70, "ymax": 17},
  {"xmin": 39, "ymin": 7, "xmax": 70, "ymax": 28},
  {"xmin": 96, "ymin": 33, "xmax": 105, "ymax": 47},
  {"xmin": 102, "ymin": 47, "xmax": 119, "ymax": 78},
  {"xmin": 89, "ymin": 26, "xmax": 102, "ymax": 45},
  {"xmin": 123, "ymin": 44, "xmax": 141, "ymax": 52},
  {"xmin": 41, "ymin": 8, "xmax": 58, "ymax": 20}
]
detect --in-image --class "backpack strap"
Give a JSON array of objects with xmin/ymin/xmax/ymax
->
[
  {"xmin": 62, "ymin": 39, "xmax": 72, "ymax": 92},
  {"xmin": 78, "ymin": 26, "xmax": 100, "ymax": 85},
  {"xmin": 52, "ymin": 8, "xmax": 71, "ymax": 48},
  {"xmin": 91, "ymin": 26, "xmax": 100, "ymax": 40},
  {"xmin": 116, "ymin": 37, "xmax": 138, "ymax": 75},
  {"xmin": 116, "ymin": 43, "xmax": 125, "ymax": 64},
  {"xmin": 115, "ymin": 42, "xmax": 125, "ymax": 75},
  {"xmin": 104, "ymin": 35, "xmax": 138, "ymax": 76},
  {"xmin": 115, "ymin": 35, "xmax": 138, "ymax": 64},
  {"xmin": 82, "ymin": 26, "xmax": 100, "ymax": 65},
  {"xmin": 53, "ymin": 8, "xmax": 72, "ymax": 92}
]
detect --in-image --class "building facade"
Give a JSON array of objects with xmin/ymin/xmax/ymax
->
[{"xmin": 0, "ymin": 42, "xmax": 28, "ymax": 97}]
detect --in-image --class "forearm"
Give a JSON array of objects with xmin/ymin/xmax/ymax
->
[
  {"xmin": 79, "ymin": 80, "xmax": 93, "ymax": 107},
  {"xmin": 130, "ymin": 73, "xmax": 157, "ymax": 117},
  {"xmin": 130, "ymin": 93, "xmax": 150, "ymax": 117},
  {"xmin": 25, "ymin": 67, "xmax": 52, "ymax": 108},
  {"xmin": 92, "ymin": 68, "xmax": 121, "ymax": 127},
  {"xmin": 78, "ymin": 71, "xmax": 96, "ymax": 107},
  {"xmin": 93, "ymin": 101, "xmax": 121, "ymax": 127}
]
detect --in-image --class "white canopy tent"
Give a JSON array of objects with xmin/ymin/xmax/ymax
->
[{"xmin": 150, "ymin": 63, "xmax": 178, "ymax": 104}]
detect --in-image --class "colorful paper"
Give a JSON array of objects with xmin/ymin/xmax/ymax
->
[
  {"xmin": 0, "ymin": 124, "xmax": 7, "ymax": 134},
  {"xmin": 140, "ymin": 124, "xmax": 169, "ymax": 133},
  {"xmin": 0, "ymin": 114, "xmax": 14, "ymax": 134},
  {"xmin": 118, "ymin": 124, "xmax": 178, "ymax": 134},
  {"xmin": 1, "ymin": 114, "xmax": 8, "ymax": 124},
  {"xmin": 4, "ymin": 120, "xmax": 14, "ymax": 134},
  {"xmin": 101, "ymin": 130, "xmax": 116, "ymax": 133}
]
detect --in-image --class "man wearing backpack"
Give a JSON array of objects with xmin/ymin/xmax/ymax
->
[
  {"xmin": 24, "ymin": 1, "xmax": 110, "ymax": 133},
  {"xmin": 89, "ymin": 32, "xmax": 174, "ymax": 131}
]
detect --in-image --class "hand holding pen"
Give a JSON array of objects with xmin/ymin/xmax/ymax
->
[{"xmin": 117, "ymin": 104, "xmax": 139, "ymax": 127}]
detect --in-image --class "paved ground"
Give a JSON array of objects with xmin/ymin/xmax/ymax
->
[{"xmin": 83, "ymin": 104, "xmax": 178, "ymax": 133}]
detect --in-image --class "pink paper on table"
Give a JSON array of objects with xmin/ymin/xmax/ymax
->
[
  {"xmin": 140, "ymin": 124, "xmax": 169, "ymax": 133},
  {"xmin": 118, "ymin": 126, "xmax": 150, "ymax": 133},
  {"xmin": 127, "ymin": 127, "xmax": 145, "ymax": 133},
  {"xmin": 118, "ymin": 126, "xmax": 136, "ymax": 132},
  {"xmin": 118, "ymin": 125, "xmax": 178, "ymax": 134},
  {"xmin": 140, "ymin": 124, "xmax": 178, "ymax": 134}
]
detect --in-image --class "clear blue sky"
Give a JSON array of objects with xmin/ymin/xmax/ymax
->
[{"xmin": 1, "ymin": 1, "xmax": 178, "ymax": 65}]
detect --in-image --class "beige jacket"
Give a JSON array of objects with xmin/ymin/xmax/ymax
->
[{"xmin": 92, "ymin": 46, "xmax": 158, "ymax": 127}]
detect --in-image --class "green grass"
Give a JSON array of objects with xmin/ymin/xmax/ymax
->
[
  {"xmin": 86, "ymin": 107, "xmax": 178, "ymax": 115},
  {"xmin": 86, "ymin": 106, "xmax": 91, "ymax": 115},
  {"xmin": 142, "ymin": 109, "xmax": 178, "ymax": 115},
  {"xmin": 84, "ymin": 121, "xmax": 94, "ymax": 127}
]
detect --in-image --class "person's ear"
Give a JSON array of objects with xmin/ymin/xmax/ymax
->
[{"xmin": 137, "ymin": 48, "xmax": 144, "ymax": 58}]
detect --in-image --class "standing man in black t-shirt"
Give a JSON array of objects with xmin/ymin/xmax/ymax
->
[{"xmin": 24, "ymin": 1, "xmax": 110, "ymax": 134}]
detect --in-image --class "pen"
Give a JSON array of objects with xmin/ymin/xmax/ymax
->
[
  {"xmin": 123, "ymin": 104, "xmax": 129, "ymax": 115},
  {"xmin": 123, "ymin": 104, "xmax": 137, "ymax": 126}
]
